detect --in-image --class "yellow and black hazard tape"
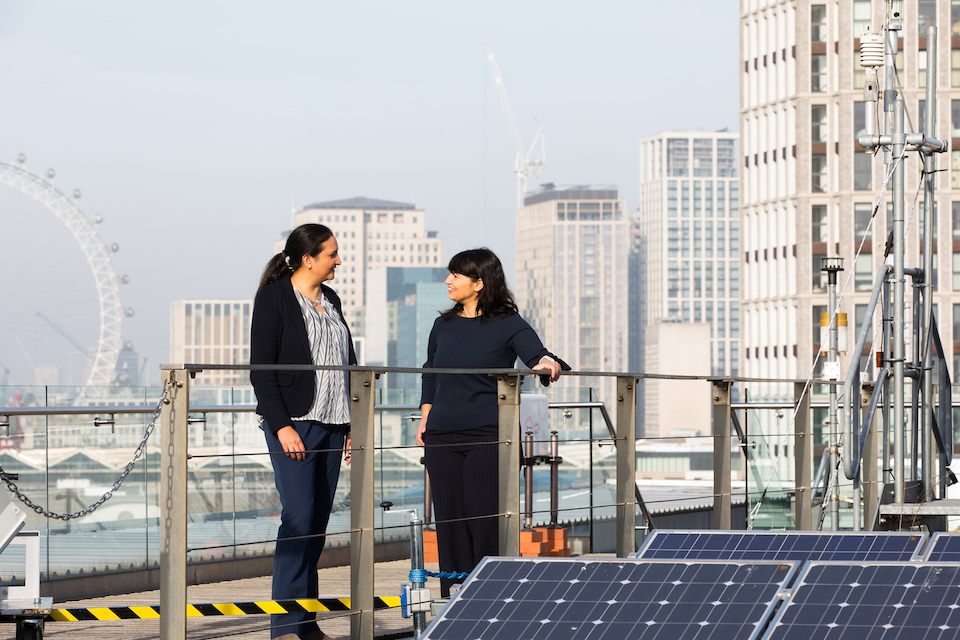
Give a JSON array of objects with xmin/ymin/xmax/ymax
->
[{"xmin": 20, "ymin": 597, "xmax": 402, "ymax": 622}]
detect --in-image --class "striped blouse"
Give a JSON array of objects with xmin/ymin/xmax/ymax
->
[{"xmin": 291, "ymin": 289, "xmax": 351, "ymax": 425}]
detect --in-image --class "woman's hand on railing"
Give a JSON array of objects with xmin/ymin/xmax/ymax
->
[{"xmin": 344, "ymin": 434, "xmax": 352, "ymax": 465}]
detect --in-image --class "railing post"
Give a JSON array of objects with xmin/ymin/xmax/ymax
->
[
  {"xmin": 616, "ymin": 377, "xmax": 637, "ymax": 556},
  {"xmin": 350, "ymin": 370, "xmax": 376, "ymax": 640},
  {"xmin": 794, "ymin": 382, "xmax": 812, "ymax": 530},
  {"xmin": 497, "ymin": 374, "xmax": 521, "ymax": 557},
  {"xmin": 160, "ymin": 367, "xmax": 188, "ymax": 640},
  {"xmin": 862, "ymin": 382, "xmax": 879, "ymax": 530},
  {"xmin": 711, "ymin": 379, "xmax": 732, "ymax": 529}
]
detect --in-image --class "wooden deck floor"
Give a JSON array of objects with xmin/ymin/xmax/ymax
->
[{"xmin": 4, "ymin": 559, "xmax": 427, "ymax": 640}]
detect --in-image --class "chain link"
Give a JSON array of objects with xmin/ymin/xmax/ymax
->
[{"xmin": 0, "ymin": 375, "xmax": 174, "ymax": 521}]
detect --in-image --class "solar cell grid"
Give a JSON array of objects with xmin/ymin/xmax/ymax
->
[
  {"xmin": 635, "ymin": 530, "xmax": 925, "ymax": 563},
  {"xmin": 422, "ymin": 557, "xmax": 798, "ymax": 640},
  {"xmin": 765, "ymin": 562, "xmax": 960, "ymax": 639},
  {"xmin": 922, "ymin": 533, "xmax": 960, "ymax": 562}
]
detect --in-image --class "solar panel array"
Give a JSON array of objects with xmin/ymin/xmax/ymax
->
[
  {"xmin": 421, "ymin": 557, "xmax": 797, "ymax": 640},
  {"xmin": 634, "ymin": 530, "xmax": 927, "ymax": 563},
  {"xmin": 920, "ymin": 532, "xmax": 960, "ymax": 562},
  {"xmin": 766, "ymin": 562, "xmax": 960, "ymax": 639}
]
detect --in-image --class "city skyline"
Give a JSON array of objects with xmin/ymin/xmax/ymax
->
[{"xmin": 0, "ymin": 1, "xmax": 738, "ymax": 385}]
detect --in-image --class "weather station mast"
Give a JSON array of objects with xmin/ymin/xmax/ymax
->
[{"xmin": 839, "ymin": 3, "xmax": 953, "ymax": 531}]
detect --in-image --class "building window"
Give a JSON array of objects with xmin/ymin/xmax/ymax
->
[
  {"xmin": 953, "ymin": 253, "xmax": 960, "ymax": 291},
  {"xmin": 717, "ymin": 139, "xmax": 737, "ymax": 177},
  {"xmin": 854, "ymin": 101, "xmax": 866, "ymax": 139},
  {"xmin": 953, "ymin": 48, "xmax": 960, "ymax": 87},
  {"xmin": 813, "ymin": 256, "xmax": 827, "ymax": 293},
  {"xmin": 667, "ymin": 138, "xmax": 689, "ymax": 176},
  {"xmin": 855, "ymin": 254, "xmax": 873, "ymax": 291},
  {"xmin": 693, "ymin": 138, "xmax": 713, "ymax": 177},
  {"xmin": 812, "ymin": 54, "xmax": 827, "ymax": 92},
  {"xmin": 952, "ymin": 151, "xmax": 960, "ymax": 189},
  {"xmin": 812, "ymin": 204, "xmax": 828, "ymax": 244},
  {"xmin": 682, "ymin": 181, "xmax": 690, "ymax": 217},
  {"xmin": 954, "ymin": 304, "xmax": 960, "ymax": 343},
  {"xmin": 812, "ymin": 105, "xmax": 827, "ymax": 143},
  {"xmin": 854, "ymin": 154, "xmax": 872, "ymax": 190},
  {"xmin": 919, "ymin": 0, "xmax": 936, "ymax": 38},
  {"xmin": 855, "ymin": 202, "xmax": 873, "ymax": 244},
  {"xmin": 953, "ymin": 101, "xmax": 960, "ymax": 138},
  {"xmin": 812, "ymin": 4, "xmax": 827, "ymax": 42},
  {"xmin": 667, "ymin": 221, "xmax": 679, "ymax": 257},
  {"xmin": 812, "ymin": 154, "xmax": 827, "ymax": 192},
  {"xmin": 667, "ymin": 180, "xmax": 677, "ymax": 217},
  {"xmin": 853, "ymin": 0, "xmax": 872, "ymax": 38}
]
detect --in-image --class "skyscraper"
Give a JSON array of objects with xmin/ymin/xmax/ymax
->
[
  {"xmin": 516, "ymin": 185, "xmax": 629, "ymax": 406},
  {"xmin": 633, "ymin": 130, "xmax": 741, "ymax": 436},
  {"xmin": 170, "ymin": 299, "xmax": 252, "ymax": 388},
  {"xmin": 740, "ymin": 1, "xmax": 959, "ymax": 417},
  {"xmin": 292, "ymin": 197, "xmax": 444, "ymax": 335}
]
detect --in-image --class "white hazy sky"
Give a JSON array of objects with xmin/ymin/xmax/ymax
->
[{"xmin": 0, "ymin": 1, "xmax": 739, "ymax": 386}]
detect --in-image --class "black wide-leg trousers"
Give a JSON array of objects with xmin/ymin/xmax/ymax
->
[{"xmin": 423, "ymin": 425, "xmax": 499, "ymax": 597}]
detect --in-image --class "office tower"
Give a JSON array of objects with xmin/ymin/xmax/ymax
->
[
  {"xmin": 740, "ymin": 1, "xmax": 959, "ymax": 421},
  {"xmin": 516, "ymin": 185, "xmax": 629, "ymax": 407},
  {"xmin": 170, "ymin": 300, "xmax": 252, "ymax": 388},
  {"xmin": 365, "ymin": 266, "xmax": 449, "ymax": 393},
  {"xmin": 633, "ymin": 131, "xmax": 741, "ymax": 436},
  {"xmin": 293, "ymin": 197, "xmax": 444, "ymax": 335}
]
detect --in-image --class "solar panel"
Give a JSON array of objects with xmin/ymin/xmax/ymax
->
[
  {"xmin": 766, "ymin": 562, "xmax": 960, "ymax": 639},
  {"xmin": 421, "ymin": 557, "xmax": 799, "ymax": 640},
  {"xmin": 920, "ymin": 532, "xmax": 960, "ymax": 562},
  {"xmin": 633, "ymin": 530, "xmax": 926, "ymax": 563}
]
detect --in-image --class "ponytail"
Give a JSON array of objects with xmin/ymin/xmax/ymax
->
[{"xmin": 256, "ymin": 223, "xmax": 333, "ymax": 294}]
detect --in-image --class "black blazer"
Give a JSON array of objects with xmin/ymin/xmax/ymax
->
[{"xmin": 250, "ymin": 275, "xmax": 357, "ymax": 433}]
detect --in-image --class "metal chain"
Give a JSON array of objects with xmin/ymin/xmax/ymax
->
[{"xmin": 0, "ymin": 375, "xmax": 174, "ymax": 520}]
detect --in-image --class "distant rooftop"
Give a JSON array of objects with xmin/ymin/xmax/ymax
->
[
  {"xmin": 523, "ymin": 184, "xmax": 619, "ymax": 206},
  {"xmin": 300, "ymin": 196, "xmax": 416, "ymax": 211}
]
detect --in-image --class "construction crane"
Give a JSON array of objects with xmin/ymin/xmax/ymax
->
[{"xmin": 484, "ymin": 46, "xmax": 546, "ymax": 209}]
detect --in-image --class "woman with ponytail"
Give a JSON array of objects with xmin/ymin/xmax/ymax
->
[{"xmin": 250, "ymin": 223, "xmax": 355, "ymax": 640}]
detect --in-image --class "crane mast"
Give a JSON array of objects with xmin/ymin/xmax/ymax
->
[{"xmin": 484, "ymin": 46, "xmax": 545, "ymax": 209}]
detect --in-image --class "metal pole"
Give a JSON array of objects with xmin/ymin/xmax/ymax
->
[
  {"xmin": 883, "ymin": 279, "xmax": 892, "ymax": 485},
  {"xmin": 350, "ymin": 370, "xmax": 376, "ymax": 640},
  {"xmin": 893, "ymin": 97, "xmax": 906, "ymax": 504},
  {"xmin": 823, "ymin": 260, "xmax": 842, "ymax": 531},
  {"xmin": 712, "ymin": 379, "xmax": 732, "ymax": 529},
  {"xmin": 160, "ymin": 368, "xmax": 188, "ymax": 640},
  {"xmin": 549, "ymin": 431, "xmax": 559, "ymax": 525},
  {"xmin": 921, "ymin": 25, "xmax": 937, "ymax": 502},
  {"xmin": 523, "ymin": 432, "xmax": 534, "ymax": 530},
  {"xmin": 497, "ymin": 374, "xmax": 521, "ymax": 557},
  {"xmin": 794, "ymin": 382, "xmax": 812, "ymax": 530},
  {"xmin": 615, "ymin": 377, "xmax": 637, "ymax": 556},
  {"xmin": 862, "ymin": 382, "xmax": 879, "ymax": 530},
  {"xmin": 409, "ymin": 514, "xmax": 427, "ymax": 637}
]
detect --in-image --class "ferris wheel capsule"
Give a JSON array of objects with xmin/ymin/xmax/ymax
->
[
  {"xmin": 16, "ymin": 154, "xmax": 25, "ymax": 164},
  {"xmin": 111, "ymin": 243, "xmax": 119, "ymax": 252},
  {"xmin": 73, "ymin": 189, "xmax": 82, "ymax": 199},
  {"xmin": 125, "ymin": 307, "xmax": 135, "ymax": 317},
  {"xmin": 46, "ymin": 168, "xmax": 55, "ymax": 179}
]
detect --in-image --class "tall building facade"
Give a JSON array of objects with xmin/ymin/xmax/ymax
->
[
  {"xmin": 516, "ymin": 185, "xmax": 629, "ymax": 406},
  {"xmin": 740, "ymin": 1, "xmax": 960, "ymax": 413},
  {"xmin": 170, "ymin": 299, "xmax": 252, "ymax": 387},
  {"xmin": 633, "ymin": 130, "xmax": 741, "ymax": 436},
  {"xmin": 365, "ymin": 266, "xmax": 449, "ymax": 392},
  {"xmin": 292, "ymin": 197, "xmax": 444, "ymax": 335}
]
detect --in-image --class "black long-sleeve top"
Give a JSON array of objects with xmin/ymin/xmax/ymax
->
[
  {"xmin": 419, "ymin": 313, "xmax": 565, "ymax": 431},
  {"xmin": 249, "ymin": 275, "xmax": 357, "ymax": 434}
]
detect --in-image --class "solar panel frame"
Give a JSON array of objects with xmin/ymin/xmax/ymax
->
[
  {"xmin": 421, "ymin": 557, "xmax": 801, "ymax": 640},
  {"xmin": 633, "ymin": 530, "xmax": 927, "ymax": 563},
  {"xmin": 762, "ymin": 561, "xmax": 960, "ymax": 639},
  {"xmin": 919, "ymin": 532, "xmax": 960, "ymax": 562}
]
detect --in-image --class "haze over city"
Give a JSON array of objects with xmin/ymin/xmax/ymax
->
[{"xmin": 0, "ymin": 1, "xmax": 738, "ymax": 385}]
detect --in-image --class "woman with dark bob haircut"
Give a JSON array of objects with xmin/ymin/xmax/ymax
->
[
  {"xmin": 250, "ymin": 223, "xmax": 355, "ymax": 640},
  {"xmin": 417, "ymin": 247, "xmax": 568, "ymax": 596}
]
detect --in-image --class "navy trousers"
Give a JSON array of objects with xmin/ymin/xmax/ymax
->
[
  {"xmin": 423, "ymin": 426, "xmax": 499, "ymax": 597},
  {"xmin": 265, "ymin": 420, "xmax": 345, "ymax": 639}
]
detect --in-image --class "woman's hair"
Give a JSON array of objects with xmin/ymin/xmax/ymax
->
[
  {"xmin": 257, "ymin": 223, "xmax": 333, "ymax": 293},
  {"xmin": 440, "ymin": 248, "xmax": 518, "ymax": 319}
]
